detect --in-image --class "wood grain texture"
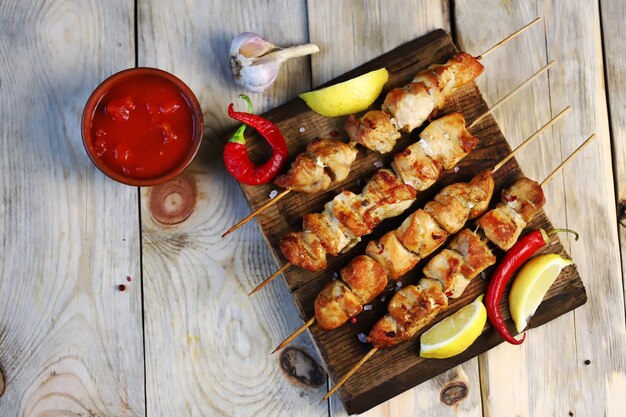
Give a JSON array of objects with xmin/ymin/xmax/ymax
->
[
  {"xmin": 138, "ymin": 1, "xmax": 329, "ymax": 416},
  {"xmin": 236, "ymin": 29, "xmax": 585, "ymax": 414},
  {"xmin": 600, "ymin": 0, "xmax": 626, "ymax": 321},
  {"xmin": 0, "ymin": 0, "xmax": 145, "ymax": 416},
  {"xmin": 306, "ymin": 3, "xmax": 483, "ymax": 416}
]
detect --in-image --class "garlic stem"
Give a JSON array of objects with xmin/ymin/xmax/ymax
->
[{"xmin": 252, "ymin": 43, "xmax": 320, "ymax": 65}]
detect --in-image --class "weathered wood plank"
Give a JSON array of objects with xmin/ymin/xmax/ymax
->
[
  {"xmin": 138, "ymin": 1, "xmax": 330, "ymax": 416},
  {"xmin": 541, "ymin": 0, "xmax": 626, "ymax": 415},
  {"xmin": 0, "ymin": 0, "xmax": 145, "ymax": 415},
  {"xmin": 458, "ymin": 0, "xmax": 626, "ymax": 416},
  {"xmin": 600, "ymin": 0, "xmax": 626, "ymax": 322}
]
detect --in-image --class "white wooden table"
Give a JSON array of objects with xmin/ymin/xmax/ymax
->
[{"xmin": 1, "ymin": 1, "xmax": 625, "ymax": 416}]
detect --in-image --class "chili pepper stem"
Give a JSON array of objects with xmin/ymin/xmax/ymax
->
[
  {"xmin": 547, "ymin": 228, "xmax": 580, "ymax": 241},
  {"xmin": 228, "ymin": 95, "xmax": 255, "ymax": 144}
]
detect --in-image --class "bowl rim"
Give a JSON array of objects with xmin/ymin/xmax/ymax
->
[{"xmin": 81, "ymin": 67, "xmax": 204, "ymax": 187}]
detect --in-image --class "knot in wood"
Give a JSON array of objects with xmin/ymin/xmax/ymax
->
[
  {"xmin": 149, "ymin": 174, "xmax": 197, "ymax": 225},
  {"xmin": 440, "ymin": 381, "xmax": 468, "ymax": 406},
  {"xmin": 279, "ymin": 347, "xmax": 325, "ymax": 388}
]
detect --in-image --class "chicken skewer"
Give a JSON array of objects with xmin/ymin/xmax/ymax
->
[
  {"xmin": 221, "ymin": 18, "xmax": 541, "ymax": 238},
  {"xmin": 249, "ymin": 62, "xmax": 555, "ymax": 295},
  {"xmin": 321, "ymin": 133, "xmax": 596, "ymax": 402},
  {"xmin": 271, "ymin": 107, "xmax": 570, "ymax": 353}
]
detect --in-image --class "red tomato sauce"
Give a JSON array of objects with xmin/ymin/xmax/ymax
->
[{"xmin": 89, "ymin": 74, "xmax": 195, "ymax": 179}]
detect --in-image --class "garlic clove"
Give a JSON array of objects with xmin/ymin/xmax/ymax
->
[
  {"xmin": 230, "ymin": 32, "xmax": 278, "ymax": 59},
  {"xmin": 237, "ymin": 63, "xmax": 280, "ymax": 93},
  {"xmin": 229, "ymin": 32, "xmax": 320, "ymax": 93}
]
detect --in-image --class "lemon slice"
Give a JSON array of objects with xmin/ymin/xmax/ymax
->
[
  {"xmin": 509, "ymin": 254, "xmax": 573, "ymax": 333},
  {"xmin": 420, "ymin": 295, "xmax": 487, "ymax": 359},
  {"xmin": 299, "ymin": 68, "xmax": 389, "ymax": 117}
]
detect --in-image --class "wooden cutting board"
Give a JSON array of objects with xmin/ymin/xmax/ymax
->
[{"xmin": 236, "ymin": 29, "xmax": 587, "ymax": 415}]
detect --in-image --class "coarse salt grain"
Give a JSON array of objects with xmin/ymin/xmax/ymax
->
[
  {"xmin": 299, "ymin": 127, "xmax": 305, "ymax": 133},
  {"xmin": 396, "ymin": 281, "xmax": 403, "ymax": 288},
  {"xmin": 480, "ymin": 271, "xmax": 487, "ymax": 280},
  {"xmin": 357, "ymin": 333, "xmax": 368, "ymax": 343},
  {"xmin": 333, "ymin": 271, "xmax": 339, "ymax": 278},
  {"xmin": 363, "ymin": 304, "xmax": 372, "ymax": 311},
  {"xmin": 380, "ymin": 295, "xmax": 386, "ymax": 302},
  {"xmin": 269, "ymin": 190, "xmax": 278, "ymax": 199},
  {"xmin": 373, "ymin": 161, "xmax": 383, "ymax": 168},
  {"xmin": 454, "ymin": 166, "xmax": 460, "ymax": 172}
]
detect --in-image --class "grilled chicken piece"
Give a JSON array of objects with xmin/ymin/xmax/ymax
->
[
  {"xmin": 315, "ymin": 280, "xmax": 362, "ymax": 330},
  {"xmin": 395, "ymin": 209, "xmax": 448, "ymax": 259},
  {"xmin": 362, "ymin": 169, "xmax": 417, "ymax": 223},
  {"xmin": 306, "ymin": 138, "xmax": 358, "ymax": 182},
  {"xmin": 382, "ymin": 82, "xmax": 436, "ymax": 133},
  {"xmin": 274, "ymin": 138, "xmax": 357, "ymax": 192},
  {"xmin": 344, "ymin": 110, "xmax": 401, "ymax": 153},
  {"xmin": 477, "ymin": 203, "xmax": 527, "ymax": 250},
  {"xmin": 424, "ymin": 178, "xmax": 491, "ymax": 233},
  {"xmin": 420, "ymin": 113, "xmax": 479, "ymax": 170},
  {"xmin": 274, "ymin": 153, "xmax": 332, "ymax": 193},
  {"xmin": 478, "ymin": 177, "xmax": 545, "ymax": 250},
  {"xmin": 341, "ymin": 255, "xmax": 387, "ymax": 304},
  {"xmin": 422, "ymin": 249, "xmax": 469, "ymax": 298},
  {"xmin": 468, "ymin": 171, "xmax": 495, "ymax": 219},
  {"xmin": 365, "ymin": 231, "xmax": 419, "ymax": 279},
  {"xmin": 303, "ymin": 212, "xmax": 354, "ymax": 256},
  {"xmin": 448, "ymin": 229, "xmax": 496, "ymax": 280},
  {"xmin": 443, "ymin": 52, "xmax": 485, "ymax": 91},
  {"xmin": 413, "ymin": 71, "xmax": 445, "ymax": 109},
  {"xmin": 391, "ymin": 141, "xmax": 443, "ymax": 191},
  {"xmin": 328, "ymin": 191, "xmax": 373, "ymax": 237},
  {"xmin": 424, "ymin": 193, "xmax": 471, "ymax": 234},
  {"xmin": 501, "ymin": 177, "xmax": 545, "ymax": 222},
  {"xmin": 370, "ymin": 278, "xmax": 447, "ymax": 349},
  {"xmin": 279, "ymin": 231, "xmax": 327, "ymax": 271}
]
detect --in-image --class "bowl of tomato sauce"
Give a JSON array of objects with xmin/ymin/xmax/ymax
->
[{"xmin": 82, "ymin": 67, "xmax": 203, "ymax": 186}]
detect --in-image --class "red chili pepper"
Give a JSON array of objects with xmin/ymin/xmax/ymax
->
[
  {"xmin": 223, "ymin": 95, "xmax": 288, "ymax": 185},
  {"xmin": 485, "ymin": 228, "xmax": 579, "ymax": 344}
]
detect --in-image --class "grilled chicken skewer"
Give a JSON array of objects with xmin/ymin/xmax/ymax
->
[
  {"xmin": 221, "ymin": 18, "xmax": 542, "ymax": 238},
  {"xmin": 271, "ymin": 107, "xmax": 570, "ymax": 353},
  {"xmin": 321, "ymin": 133, "xmax": 596, "ymax": 402},
  {"xmin": 249, "ymin": 62, "xmax": 555, "ymax": 295}
]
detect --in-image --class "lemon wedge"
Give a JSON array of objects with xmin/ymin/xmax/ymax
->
[
  {"xmin": 299, "ymin": 68, "xmax": 389, "ymax": 117},
  {"xmin": 420, "ymin": 295, "xmax": 487, "ymax": 359},
  {"xmin": 509, "ymin": 254, "xmax": 573, "ymax": 333}
]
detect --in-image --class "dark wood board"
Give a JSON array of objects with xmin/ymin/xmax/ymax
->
[{"xmin": 236, "ymin": 30, "xmax": 587, "ymax": 415}]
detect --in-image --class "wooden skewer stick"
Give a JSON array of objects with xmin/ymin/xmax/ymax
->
[
  {"xmin": 270, "ymin": 104, "xmax": 572, "ymax": 354},
  {"xmin": 320, "ymin": 132, "xmax": 596, "ymax": 403},
  {"xmin": 490, "ymin": 105, "xmax": 571, "ymax": 173},
  {"xmin": 222, "ymin": 189, "xmax": 292, "ymax": 238},
  {"xmin": 271, "ymin": 317, "xmax": 316, "ymax": 354},
  {"xmin": 469, "ymin": 60, "xmax": 555, "ymax": 130},
  {"xmin": 248, "ymin": 262, "xmax": 291, "ymax": 295},
  {"xmin": 320, "ymin": 347, "xmax": 379, "ymax": 403},
  {"xmin": 541, "ymin": 133, "xmax": 595, "ymax": 186},
  {"xmin": 476, "ymin": 17, "xmax": 541, "ymax": 60}
]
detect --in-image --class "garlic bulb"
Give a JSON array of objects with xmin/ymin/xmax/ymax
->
[{"xmin": 229, "ymin": 32, "xmax": 320, "ymax": 93}]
